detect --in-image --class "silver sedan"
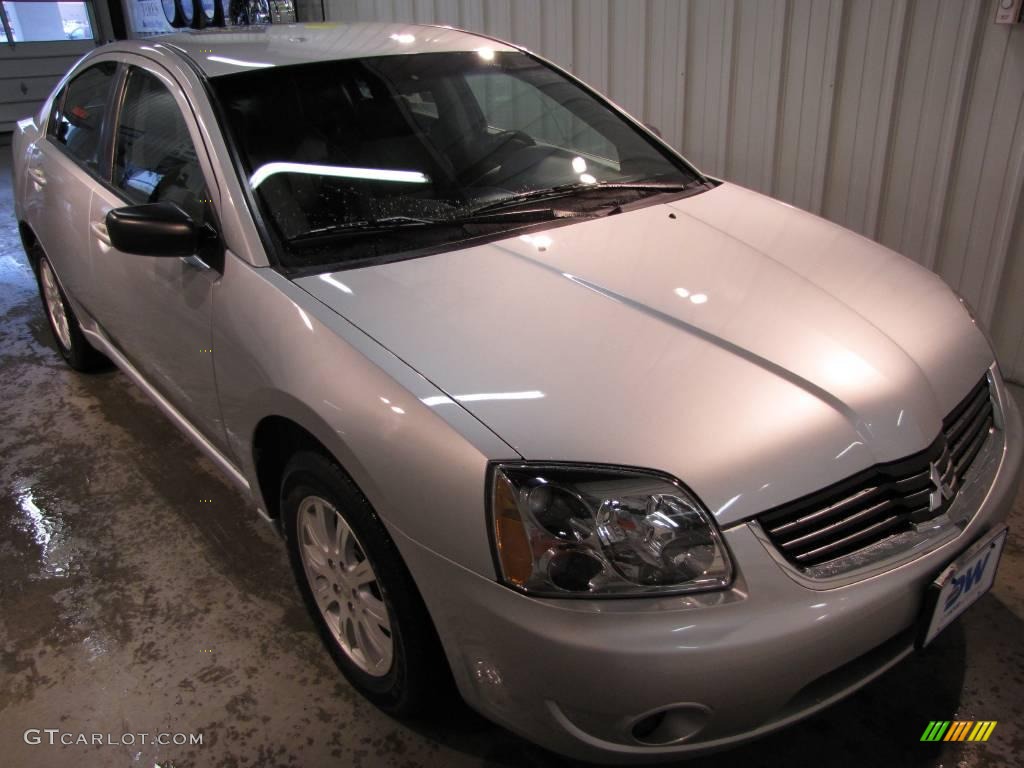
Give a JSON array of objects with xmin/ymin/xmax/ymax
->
[{"xmin": 12, "ymin": 22, "xmax": 1022, "ymax": 763}]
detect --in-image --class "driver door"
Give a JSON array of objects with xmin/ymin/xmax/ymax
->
[{"xmin": 87, "ymin": 60, "xmax": 227, "ymax": 451}]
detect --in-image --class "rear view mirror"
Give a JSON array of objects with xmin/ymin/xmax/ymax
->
[{"xmin": 106, "ymin": 202, "xmax": 200, "ymax": 257}]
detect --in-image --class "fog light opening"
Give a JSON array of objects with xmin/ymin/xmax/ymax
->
[{"xmin": 629, "ymin": 703, "xmax": 710, "ymax": 746}]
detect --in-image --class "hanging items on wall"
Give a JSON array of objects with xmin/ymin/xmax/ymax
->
[
  {"xmin": 128, "ymin": 0, "xmax": 290, "ymax": 36},
  {"xmin": 230, "ymin": 0, "xmax": 295, "ymax": 25},
  {"xmin": 269, "ymin": 0, "xmax": 296, "ymax": 24},
  {"xmin": 228, "ymin": 0, "xmax": 270, "ymax": 26},
  {"xmin": 158, "ymin": 0, "xmax": 191, "ymax": 28},
  {"xmin": 127, "ymin": 0, "xmax": 223, "ymax": 34},
  {"xmin": 194, "ymin": 0, "xmax": 226, "ymax": 28},
  {"xmin": 160, "ymin": 0, "xmax": 226, "ymax": 29}
]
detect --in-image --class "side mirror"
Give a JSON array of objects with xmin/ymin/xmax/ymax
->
[{"xmin": 106, "ymin": 202, "xmax": 201, "ymax": 257}]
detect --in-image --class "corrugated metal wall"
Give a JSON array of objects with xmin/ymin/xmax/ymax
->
[{"xmin": 322, "ymin": 0, "xmax": 1024, "ymax": 381}]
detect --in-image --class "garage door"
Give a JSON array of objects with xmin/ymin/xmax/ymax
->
[{"xmin": 1, "ymin": 1, "xmax": 100, "ymax": 135}]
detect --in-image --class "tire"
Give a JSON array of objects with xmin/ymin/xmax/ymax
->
[
  {"xmin": 34, "ymin": 251, "xmax": 108, "ymax": 372},
  {"xmin": 282, "ymin": 450, "xmax": 449, "ymax": 716}
]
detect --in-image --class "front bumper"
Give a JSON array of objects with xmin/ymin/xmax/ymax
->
[{"xmin": 399, "ymin": 383, "xmax": 1022, "ymax": 764}]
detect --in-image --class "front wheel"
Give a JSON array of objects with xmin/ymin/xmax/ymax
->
[
  {"xmin": 282, "ymin": 450, "xmax": 449, "ymax": 715},
  {"xmin": 35, "ymin": 253, "xmax": 108, "ymax": 372}
]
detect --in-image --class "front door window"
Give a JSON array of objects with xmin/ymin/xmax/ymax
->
[{"xmin": 113, "ymin": 66, "xmax": 211, "ymax": 225}]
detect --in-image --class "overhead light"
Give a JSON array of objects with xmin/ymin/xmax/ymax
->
[
  {"xmin": 519, "ymin": 234, "xmax": 552, "ymax": 250},
  {"xmin": 421, "ymin": 391, "xmax": 545, "ymax": 406},
  {"xmin": 390, "ymin": 33, "xmax": 415, "ymax": 43},
  {"xmin": 206, "ymin": 55, "xmax": 274, "ymax": 69},
  {"xmin": 420, "ymin": 396, "xmax": 452, "ymax": 406},
  {"xmin": 250, "ymin": 162, "xmax": 430, "ymax": 189},
  {"xmin": 455, "ymin": 391, "xmax": 545, "ymax": 403},
  {"xmin": 319, "ymin": 273, "xmax": 353, "ymax": 294},
  {"xmin": 476, "ymin": 47, "xmax": 496, "ymax": 61}
]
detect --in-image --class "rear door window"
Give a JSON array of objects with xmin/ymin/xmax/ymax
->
[{"xmin": 51, "ymin": 61, "xmax": 118, "ymax": 172}]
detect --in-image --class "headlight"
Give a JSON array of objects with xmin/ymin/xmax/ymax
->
[{"xmin": 489, "ymin": 464, "xmax": 733, "ymax": 597}]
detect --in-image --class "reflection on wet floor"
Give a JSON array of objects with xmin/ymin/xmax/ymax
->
[
  {"xmin": 1, "ymin": 153, "xmax": 1024, "ymax": 768},
  {"xmin": 14, "ymin": 484, "xmax": 74, "ymax": 578}
]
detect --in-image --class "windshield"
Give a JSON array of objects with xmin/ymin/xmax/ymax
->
[{"xmin": 212, "ymin": 50, "xmax": 703, "ymax": 270}]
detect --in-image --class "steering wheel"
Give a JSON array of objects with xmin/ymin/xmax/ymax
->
[
  {"xmin": 500, "ymin": 129, "xmax": 536, "ymax": 148},
  {"xmin": 477, "ymin": 144, "xmax": 570, "ymax": 189},
  {"xmin": 457, "ymin": 129, "xmax": 537, "ymax": 186}
]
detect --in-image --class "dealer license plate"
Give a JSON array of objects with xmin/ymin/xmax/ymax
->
[{"xmin": 918, "ymin": 524, "xmax": 1007, "ymax": 648}]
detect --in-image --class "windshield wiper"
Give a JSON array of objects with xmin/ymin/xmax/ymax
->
[
  {"xmin": 301, "ymin": 215, "xmax": 439, "ymax": 234},
  {"xmin": 288, "ymin": 208, "xmax": 588, "ymax": 245},
  {"xmin": 468, "ymin": 179, "xmax": 708, "ymax": 215},
  {"xmin": 447, "ymin": 207, "xmax": 590, "ymax": 225}
]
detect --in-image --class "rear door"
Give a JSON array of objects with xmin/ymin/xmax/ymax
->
[
  {"xmin": 26, "ymin": 58, "xmax": 119, "ymax": 311},
  {"xmin": 87, "ymin": 59, "xmax": 227, "ymax": 450}
]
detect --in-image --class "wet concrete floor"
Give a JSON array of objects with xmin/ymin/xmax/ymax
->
[{"xmin": 1, "ymin": 154, "xmax": 1023, "ymax": 768}]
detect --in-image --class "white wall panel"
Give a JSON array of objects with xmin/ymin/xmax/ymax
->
[
  {"xmin": 540, "ymin": 0, "xmax": 573, "ymax": 70},
  {"xmin": 607, "ymin": 0, "xmax": 648, "ymax": 119},
  {"xmin": 727, "ymin": 0, "xmax": 786, "ymax": 192},
  {"xmin": 571, "ymin": 0, "xmax": 607, "ymax": 89},
  {"xmin": 645, "ymin": 0, "xmax": 687, "ymax": 153},
  {"xmin": 483, "ymin": 0, "xmax": 512, "ymax": 39},
  {"xmin": 823, "ymin": 0, "xmax": 908, "ymax": 238},
  {"xmin": 323, "ymin": 0, "xmax": 1024, "ymax": 382},
  {"xmin": 775, "ymin": 0, "xmax": 843, "ymax": 213}
]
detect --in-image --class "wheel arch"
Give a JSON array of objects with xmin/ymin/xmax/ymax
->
[
  {"xmin": 248, "ymin": 404, "xmax": 382, "ymax": 530},
  {"xmin": 18, "ymin": 220, "xmax": 41, "ymax": 271},
  {"xmin": 252, "ymin": 414, "xmax": 334, "ymax": 521},
  {"xmin": 252, "ymin": 412, "xmax": 461, "ymax": 699}
]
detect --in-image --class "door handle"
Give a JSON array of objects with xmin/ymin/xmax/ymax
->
[
  {"xmin": 90, "ymin": 220, "xmax": 111, "ymax": 246},
  {"xmin": 27, "ymin": 167, "xmax": 46, "ymax": 186}
]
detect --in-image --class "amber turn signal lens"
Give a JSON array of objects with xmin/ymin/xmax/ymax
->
[{"xmin": 492, "ymin": 471, "xmax": 533, "ymax": 587}]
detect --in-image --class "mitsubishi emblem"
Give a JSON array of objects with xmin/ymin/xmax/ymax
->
[{"xmin": 929, "ymin": 450, "xmax": 957, "ymax": 512}]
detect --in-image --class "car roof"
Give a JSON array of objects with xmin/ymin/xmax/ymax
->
[{"xmin": 143, "ymin": 22, "xmax": 518, "ymax": 78}]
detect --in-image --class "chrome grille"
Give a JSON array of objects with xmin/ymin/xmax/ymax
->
[
  {"xmin": 757, "ymin": 377, "xmax": 994, "ymax": 568},
  {"xmin": 944, "ymin": 377, "xmax": 996, "ymax": 484}
]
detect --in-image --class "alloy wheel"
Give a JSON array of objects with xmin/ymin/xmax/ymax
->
[
  {"xmin": 40, "ymin": 259, "xmax": 71, "ymax": 351},
  {"xmin": 297, "ymin": 495, "xmax": 394, "ymax": 677}
]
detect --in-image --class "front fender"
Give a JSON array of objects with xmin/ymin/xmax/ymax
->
[{"xmin": 212, "ymin": 255, "xmax": 518, "ymax": 580}]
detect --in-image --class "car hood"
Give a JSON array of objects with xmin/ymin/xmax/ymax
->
[{"xmin": 294, "ymin": 183, "xmax": 993, "ymax": 525}]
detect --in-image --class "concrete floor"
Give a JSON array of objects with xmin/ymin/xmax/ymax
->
[{"xmin": 1, "ymin": 156, "xmax": 1023, "ymax": 768}]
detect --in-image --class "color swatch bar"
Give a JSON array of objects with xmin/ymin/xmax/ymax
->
[{"xmin": 920, "ymin": 721, "xmax": 996, "ymax": 742}]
